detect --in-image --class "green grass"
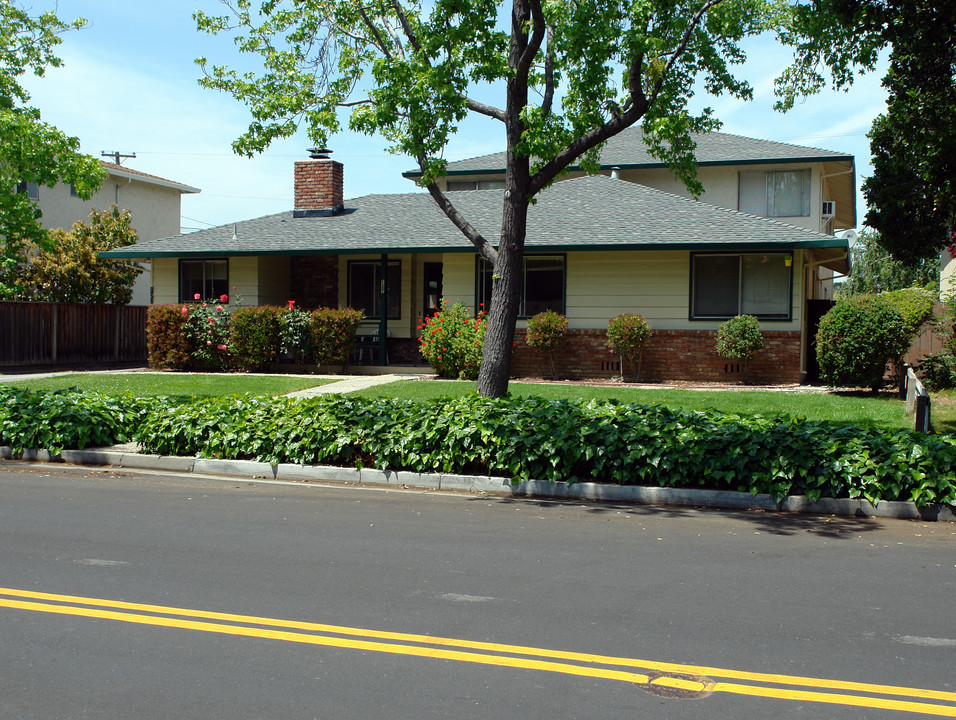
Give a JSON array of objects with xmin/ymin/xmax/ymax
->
[
  {"xmin": 353, "ymin": 379, "xmax": 914, "ymax": 430},
  {"xmin": 932, "ymin": 390, "xmax": 956, "ymax": 434},
  {"xmin": 0, "ymin": 372, "xmax": 334, "ymax": 399}
]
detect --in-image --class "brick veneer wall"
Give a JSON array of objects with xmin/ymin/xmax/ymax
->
[
  {"xmin": 289, "ymin": 255, "xmax": 338, "ymax": 309},
  {"xmin": 507, "ymin": 328, "xmax": 802, "ymax": 383}
]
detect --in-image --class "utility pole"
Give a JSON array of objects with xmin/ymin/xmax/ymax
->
[{"xmin": 101, "ymin": 151, "xmax": 136, "ymax": 165}]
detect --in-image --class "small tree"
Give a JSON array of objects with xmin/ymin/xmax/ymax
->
[
  {"xmin": 525, "ymin": 310, "xmax": 568, "ymax": 379},
  {"xmin": 716, "ymin": 314, "xmax": 764, "ymax": 384},
  {"xmin": 17, "ymin": 205, "xmax": 141, "ymax": 304},
  {"xmin": 607, "ymin": 314, "xmax": 652, "ymax": 382},
  {"xmin": 815, "ymin": 295, "xmax": 909, "ymax": 392}
]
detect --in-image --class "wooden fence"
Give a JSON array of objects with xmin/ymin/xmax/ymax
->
[{"xmin": 0, "ymin": 302, "xmax": 148, "ymax": 368}]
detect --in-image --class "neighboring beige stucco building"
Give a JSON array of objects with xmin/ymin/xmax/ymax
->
[{"xmin": 33, "ymin": 161, "xmax": 199, "ymax": 305}]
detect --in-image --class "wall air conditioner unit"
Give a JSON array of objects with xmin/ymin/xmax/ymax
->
[{"xmin": 821, "ymin": 201, "xmax": 836, "ymax": 218}]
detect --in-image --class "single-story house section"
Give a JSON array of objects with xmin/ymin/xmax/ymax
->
[{"xmin": 103, "ymin": 154, "xmax": 849, "ymax": 383}]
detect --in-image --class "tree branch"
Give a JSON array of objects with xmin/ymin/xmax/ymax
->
[
  {"xmin": 356, "ymin": 8, "xmax": 393, "ymax": 58},
  {"xmin": 647, "ymin": 0, "xmax": 725, "ymax": 105},
  {"xmin": 417, "ymin": 156, "xmax": 499, "ymax": 265},
  {"xmin": 542, "ymin": 24, "xmax": 555, "ymax": 117},
  {"xmin": 465, "ymin": 97, "xmax": 507, "ymax": 122}
]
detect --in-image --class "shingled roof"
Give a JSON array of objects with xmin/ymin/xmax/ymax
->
[
  {"xmin": 403, "ymin": 129, "xmax": 854, "ymax": 178},
  {"xmin": 103, "ymin": 174, "xmax": 847, "ymax": 265}
]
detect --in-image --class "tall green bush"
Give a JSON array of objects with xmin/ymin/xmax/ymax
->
[
  {"xmin": 418, "ymin": 301, "xmax": 487, "ymax": 379},
  {"xmin": 526, "ymin": 310, "xmax": 568, "ymax": 379},
  {"xmin": 882, "ymin": 287, "xmax": 936, "ymax": 338},
  {"xmin": 716, "ymin": 315, "xmax": 764, "ymax": 384},
  {"xmin": 279, "ymin": 300, "xmax": 312, "ymax": 365},
  {"xmin": 815, "ymin": 294, "xmax": 909, "ymax": 391},
  {"xmin": 310, "ymin": 307, "xmax": 364, "ymax": 368},
  {"xmin": 146, "ymin": 304, "xmax": 191, "ymax": 370},
  {"xmin": 230, "ymin": 306, "xmax": 281, "ymax": 371},
  {"xmin": 607, "ymin": 314, "xmax": 652, "ymax": 381}
]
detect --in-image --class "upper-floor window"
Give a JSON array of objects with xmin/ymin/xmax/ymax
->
[
  {"xmin": 179, "ymin": 259, "xmax": 228, "ymax": 302},
  {"xmin": 348, "ymin": 260, "xmax": 401, "ymax": 319},
  {"xmin": 16, "ymin": 181, "xmax": 39, "ymax": 201},
  {"xmin": 476, "ymin": 255, "xmax": 565, "ymax": 317},
  {"xmin": 738, "ymin": 169, "xmax": 811, "ymax": 217},
  {"xmin": 447, "ymin": 180, "xmax": 506, "ymax": 191}
]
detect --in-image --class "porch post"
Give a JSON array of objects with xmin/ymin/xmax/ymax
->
[{"xmin": 379, "ymin": 253, "xmax": 388, "ymax": 365}]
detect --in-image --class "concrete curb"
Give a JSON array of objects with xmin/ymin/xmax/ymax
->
[{"xmin": 2, "ymin": 445, "xmax": 954, "ymax": 522}]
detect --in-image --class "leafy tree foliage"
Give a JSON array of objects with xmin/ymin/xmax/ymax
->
[
  {"xmin": 16, "ymin": 206, "xmax": 142, "ymax": 304},
  {"xmin": 195, "ymin": 0, "xmax": 788, "ymax": 396},
  {"xmin": 839, "ymin": 230, "xmax": 938, "ymax": 295},
  {"xmin": 0, "ymin": 3, "xmax": 105, "ymax": 297},
  {"xmin": 780, "ymin": 0, "xmax": 956, "ymax": 264}
]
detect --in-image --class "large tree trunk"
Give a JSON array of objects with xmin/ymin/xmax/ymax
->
[
  {"xmin": 476, "ymin": 197, "xmax": 527, "ymax": 397},
  {"xmin": 476, "ymin": 0, "xmax": 534, "ymax": 399}
]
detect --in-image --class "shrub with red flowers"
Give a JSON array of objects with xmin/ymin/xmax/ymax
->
[
  {"xmin": 184, "ymin": 293, "xmax": 237, "ymax": 370},
  {"xmin": 525, "ymin": 310, "xmax": 568, "ymax": 379},
  {"xmin": 418, "ymin": 301, "xmax": 487, "ymax": 379},
  {"xmin": 279, "ymin": 299, "xmax": 313, "ymax": 365}
]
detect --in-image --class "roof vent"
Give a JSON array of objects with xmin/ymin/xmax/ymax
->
[{"xmin": 309, "ymin": 148, "xmax": 332, "ymax": 159}]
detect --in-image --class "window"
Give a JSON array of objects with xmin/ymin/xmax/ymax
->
[
  {"xmin": 348, "ymin": 260, "xmax": 401, "ymax": 319},
  {"xmin": 446, "ymin": 180, "xmax": 506, "ymax": 191},
  {"xmin": 738, "ymin": 170, "xmax": 811, "ymax": 217},
  {"xmin": 476, "ymin": 255, "xmax": 565, "ymax": 317},
  {"xmin": 179, "ymin": 259, "xmax": 228, "ymax": 302},
  {"xmin": 691, "ymin": 253, "xmax": 792, "ymax": 320},
  {"xmin": 16, "ymin": 181, "xmax": 39, "ymax": 201}
]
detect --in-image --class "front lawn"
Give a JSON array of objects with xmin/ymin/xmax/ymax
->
[
  {"xmin": 933, "ymin": 390, "xmax": 956, "ymax": 434},
  {"xmin": 353, "ymin": 379, "xmax": 914, "ymax": 431},
  {"xmin": 0, "ymin": 372, "xmax": 333, "ymax": 399}
]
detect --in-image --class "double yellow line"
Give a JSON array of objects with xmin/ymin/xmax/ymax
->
[{"xmin": 2, "ymin": 586, "xmax": 955, "ymax": 716}]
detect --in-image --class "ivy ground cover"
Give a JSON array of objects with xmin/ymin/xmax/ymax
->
[{"xmin": 2, "ymin": 388, "xmax": 954, "ymax": 508}]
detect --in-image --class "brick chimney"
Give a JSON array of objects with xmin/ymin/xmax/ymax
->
[{"xmin": 293, "ymin": 148, "xmax": 344, "ymax": 217}]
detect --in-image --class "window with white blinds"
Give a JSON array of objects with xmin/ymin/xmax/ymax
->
[{"xmin": 738, "ymin": 170, "xmax": 811, "ymax": 217}]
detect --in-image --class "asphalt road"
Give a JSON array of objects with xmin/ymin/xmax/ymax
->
[{"xmin": 1, "ymin": 461, "xmax": 955, "ymax": 719}]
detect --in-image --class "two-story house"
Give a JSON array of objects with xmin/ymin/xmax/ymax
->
[
  {"xmin": 31, "ymin": 160, "xmax": 200, "ymax": 305},
  {"xmin": 103, "ymin": 131, "xmax": 854, "ymax": 383}
]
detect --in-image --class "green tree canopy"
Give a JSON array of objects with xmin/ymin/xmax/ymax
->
[
  {"xmin": 0, "ymin": 2, "xmax": 105, "ymax": 298},
  {"xmin": 839, "ymin": 229, "xmax": 938, "ymax": 295},
  {"xmin": 195, "ymin": 0, "xmax": 803, "ymax": 396},
  {"xmin": 779, "ymin": 0, "xmax": 956, "ymax": 264},
  {"xmin": 16, "ymin": 206, "xmax": 142, "ymax": 305}
]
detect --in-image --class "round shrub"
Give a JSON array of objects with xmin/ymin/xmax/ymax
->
[
  {"xmin": 716, "ymin": 315, "xmax": 764, "ymax": 361},
  {"xmin": 815, "ymin": 294, "xmax": 909, "ymax": 391},
  {"xmin": 526, "ymin": 310, "xmax": 568, "ymax": 379},
  {"xmin": 419, "ymin": 301, "xmax": 487, "ymax": 379},
  {"xmin": 607, "ymin": 313, "xmax": 652, "ymax": 381}
]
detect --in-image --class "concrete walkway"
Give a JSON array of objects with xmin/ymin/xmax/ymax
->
[{"xmin": 285, "ymin": 373, "xmax": 407, "ymax": 398}]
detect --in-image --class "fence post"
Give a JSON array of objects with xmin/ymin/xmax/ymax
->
[{"xmin": 51, "ymin": 304, "xmax": 58, "ymax": 366}]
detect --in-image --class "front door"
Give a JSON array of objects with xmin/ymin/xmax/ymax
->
[{"xmin": 423, "ymin": 262, "xmax": 443, "ymax": 320}]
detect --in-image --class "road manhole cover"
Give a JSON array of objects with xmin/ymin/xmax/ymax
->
[{"xmin": 638, "ymin": 670, "xmax": 716, "ymax": 699}]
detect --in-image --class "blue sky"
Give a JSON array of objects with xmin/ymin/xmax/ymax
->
[{"xmin": 23, "ymin": 1, "xmax": 887, "ymax": 234}]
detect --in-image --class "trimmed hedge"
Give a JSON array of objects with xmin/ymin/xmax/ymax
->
[
  {"xmin": 146, "ymin": 304, "xmax": 191, "ymax": 370},
  {"xmin": 230, "ymin": 306, "xmax": 282, "ymax": 371},
  {"xmin": 5, "ymin": 388, "xmax": 954, "ymax": 507}
]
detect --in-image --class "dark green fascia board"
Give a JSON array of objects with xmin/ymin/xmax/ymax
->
[
  {"xmin": 402, "ymin": 154, "xmax": 855, "ymax": 179},
  {"xmin": 101, "ymin": 237, "xmax": 847, "ymax": 259}
]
